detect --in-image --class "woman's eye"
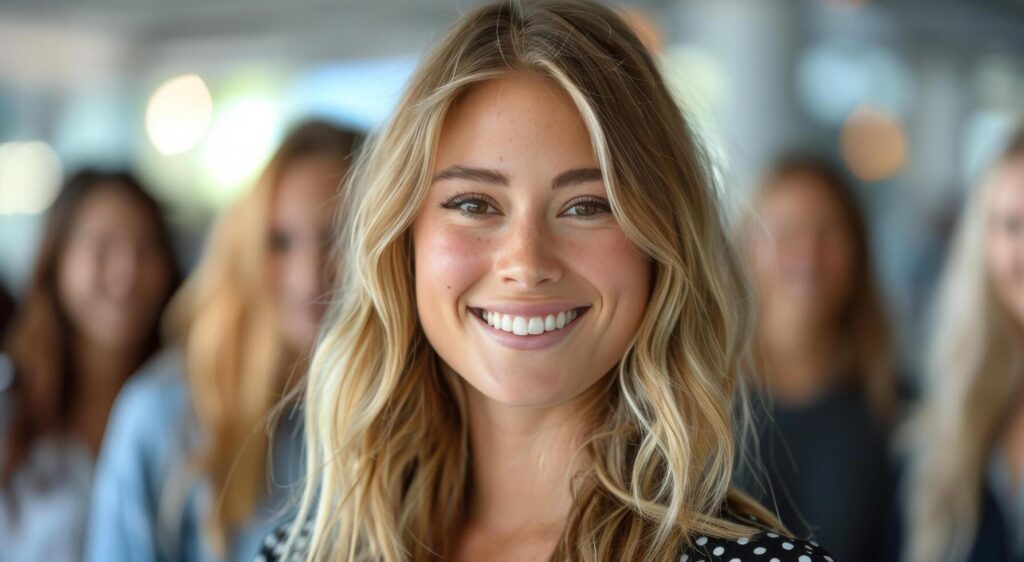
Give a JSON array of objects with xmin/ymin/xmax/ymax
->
[
  {"xmin": 440, "ymin": 194, "xmax": 500, "ymax": 218},
  {"xmin": 459, "ymin": 200, "xmax": 492, "ymax": 214},
  {"xmin": 562, "ymin": 197, "xmax": 611, "ymax": 218}
]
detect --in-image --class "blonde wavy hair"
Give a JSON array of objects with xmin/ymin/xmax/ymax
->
[
  {"xmin": 165, "ymin": 120, "xmax": 361, "ymax": 552},
  {"xmin": 291, "ymin": 2, "xmax": 778, "ymax": 560},
  {"xmin": 907, "ymin": 129, "xmax": 1024, "ymax": 562}
]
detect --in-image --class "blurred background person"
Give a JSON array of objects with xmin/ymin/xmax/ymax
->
[
  {"xmin": 902, "ymin": 129, "xmax": 1024, "ymax": 562},
  {"xmin": 85, "ymin": 120, "xmax": 362, "ymax": 562},
  {"xmin": 0, "ymin": 0, "xmax": 1020, "ymax": 386},
  {"xmin": 737, "ymin": 154, "xmax": 900, "ymax": 562},
  {"xmin": 0, "ymin": 0, "xmax": 1017, "ymax": 559},
  {"xmin": 0, "ymin": 170, "xmax": 180, "ymax": 562}
]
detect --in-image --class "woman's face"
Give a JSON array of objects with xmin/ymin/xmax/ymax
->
[
  {"xmin": 412, "ymin": 73, "xmax": 651, "ymax": 409},
  {"xmin": 985, "ymin": 157, "xmax": 1024, "ymax": 328},
  {"xmin": 57, "ymin": 185, "xmax": 174, "ymax": 352},
  {"xmin": 267, "ymin": 155, "xmax": 341, "ymax": 353},
  {"xmin": 748, "ymin": 174, "xmax": 856, "ymax": 329}
]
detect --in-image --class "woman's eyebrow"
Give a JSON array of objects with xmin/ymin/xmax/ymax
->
[
  {"xmin": 551, "ymin": 167, "xmax": 603, "ymax": 190},
  {"xmin": 432, "ymin": 165, "xmax": 509, "ymax": 185},
  {"xmin": 431, "ymin": 165, "xmax": 603, "ymax": 189}
]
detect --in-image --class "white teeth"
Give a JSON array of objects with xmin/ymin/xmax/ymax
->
[
  {"xmin": 512, "ymin": 316, "xmax": 529, "ymax": 336},
  {"xmin": 527, "ymin": 317, "xmax": 544, "ymax": 335},
  {"xmin": 480, "ymin": 308, "xmax": 580, "ymax": 336}
]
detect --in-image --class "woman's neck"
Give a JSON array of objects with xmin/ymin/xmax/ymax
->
[
  {"xmin": 460, "ymin": 384, "xmax": 584, "ymax": 548},
  {"xmin": 69, "ymin": 336, "xmax": 140, "ymax": 455},
  {"xmin": 760, "ymin": 314, "xmax": 843, "ymax": 406}
]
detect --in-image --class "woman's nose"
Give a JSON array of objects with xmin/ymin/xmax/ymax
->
[{"xmin": 492, "ymin": 216, "xmax": 564, "ymax": 290}]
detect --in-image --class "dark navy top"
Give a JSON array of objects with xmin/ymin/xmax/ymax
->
[
  {"xmin": 883, "ymin": 478, "xmax": 1023, "ymax": 562},
  {"xmin": 735, "ymin": 383, "xmax": 894, "ymax": 562}
]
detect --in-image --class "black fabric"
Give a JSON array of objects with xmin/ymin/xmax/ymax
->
[
  {"xmin": 0, "ymin": 283, "xmax": 13, "ymax": 340},
  {"xmin": 883, "ymin": 475, "xmax": 1023, "ymax": 562},
  {"xmin": 735, "ymin": 383, "xmax": 895, "ymax": 562},
  {"xmin": 679, "ymin": 512, "xmax": 835, "ymax": 561},
  {"xmin": 968, "ymin": 485, "xmax": 1019, "ymax": 562}
]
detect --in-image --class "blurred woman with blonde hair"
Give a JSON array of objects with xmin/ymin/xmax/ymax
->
[
  {"xmin": 901, "ymin": 129, "xmax": 1024, "ymax": 562},
  {"xmin": 258, "ymin": 2, "xmax": 831, "ymax": 561},
  {"xmin": 85, "ymin": 120, "xmax": 363, "ymax": 562}
]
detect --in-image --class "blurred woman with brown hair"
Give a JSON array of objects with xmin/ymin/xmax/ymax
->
[
  {"xmin": 0, "ymin": 169, "xmax": 180, "ymax": 561},
  {"xmin": 85, "ymin": 120, "xmax": 362, "ymax": 562},
  {"xmin": 737, "ymin": 153, "xmax": 900, "ymax": 562},
  {"xmin": 901, "ymin": 129, "xmax": 1024, "ymax": 562}
]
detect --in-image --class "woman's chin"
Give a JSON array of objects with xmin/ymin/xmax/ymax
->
[{"xmin": 460, "ymin": 365, "xmax": 602, "ymax": 411}]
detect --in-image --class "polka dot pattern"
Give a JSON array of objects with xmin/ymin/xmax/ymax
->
[
  {"xmin": 254, "ymin": 518, "xmax": 312, "ymax": 562},
  {"xmin": 680, "ymin": 521, "xmax": 833, "ymax": 562}
]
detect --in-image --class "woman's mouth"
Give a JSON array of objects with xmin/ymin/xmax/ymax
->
[{"xmin": 470, "ymin": 306, "xmax": 588, "ymax": 336}]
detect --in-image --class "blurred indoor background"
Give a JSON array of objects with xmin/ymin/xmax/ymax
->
[{"xmin": 1, "ymin": 0, "xmax": 1023, "ymax": 379}]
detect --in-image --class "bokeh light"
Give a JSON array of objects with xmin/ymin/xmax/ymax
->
[
  {"xmin": 145, "ymin": 74, "xmax": 213, "ymax": 155},
  {"xmin": 840, "ymin": 104, "xmax": 908, "ymax": 182},
  {"xmin": 798, "ymin": 41, "xmax": 912, "ymax": 126},
  {"xmin": 0, "ymin": 141, "xmax": 63, "ymax": 214},
  {"xmin": 199, "ymin": 96, "xmax": 279, "ymax": 205}
]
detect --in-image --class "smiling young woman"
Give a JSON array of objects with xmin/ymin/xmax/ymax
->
[{"xmin": 258, "ymin": 1, "xmax": 832, "ymax": 561}]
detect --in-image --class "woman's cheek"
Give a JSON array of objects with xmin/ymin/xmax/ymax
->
[
  {"xmin": 572, "ymin": 228, "xmax": 650, "ymax": 305},
  {"xmin": 415, "ymin": 222, "xmax": 492, "ymax": 305}
]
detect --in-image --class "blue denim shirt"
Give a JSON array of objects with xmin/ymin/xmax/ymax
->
[
  {"xmin": 84, "ymin": 349, "xmax": 304, "ymax": 562},
  {"xmin": 0, "ymin": 354, "xmax": 95, "ymax": 562}
]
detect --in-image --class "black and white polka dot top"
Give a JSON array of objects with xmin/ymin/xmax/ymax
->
[{"xmin": 254, "ymin": 511, "xmax": 835, "ymax": 562}]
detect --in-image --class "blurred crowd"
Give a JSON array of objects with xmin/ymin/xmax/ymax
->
[
  {"xmin": 2, "ymin": 117, "xmax": 1022, "ymax": 561},
  {"xmin": 1, "ymin": 8, "xmax": 1024, "ymax": 562}
]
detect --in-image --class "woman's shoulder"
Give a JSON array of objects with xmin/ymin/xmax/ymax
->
[
  {"xmin": 109, "ymin": 349, "xmax": 189, "ymax": 425},
  {"xmin": 682, "ymin": 513, "xmax": 835, "ymax": 562},
  {"xmin": 99, "ymin": 348, "xmax": 192, "ymax": 459}
]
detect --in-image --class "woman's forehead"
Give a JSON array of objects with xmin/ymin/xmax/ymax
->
[{"xmin": 433, "ymin": 74, "xmax": 598, "ymax": 176}]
